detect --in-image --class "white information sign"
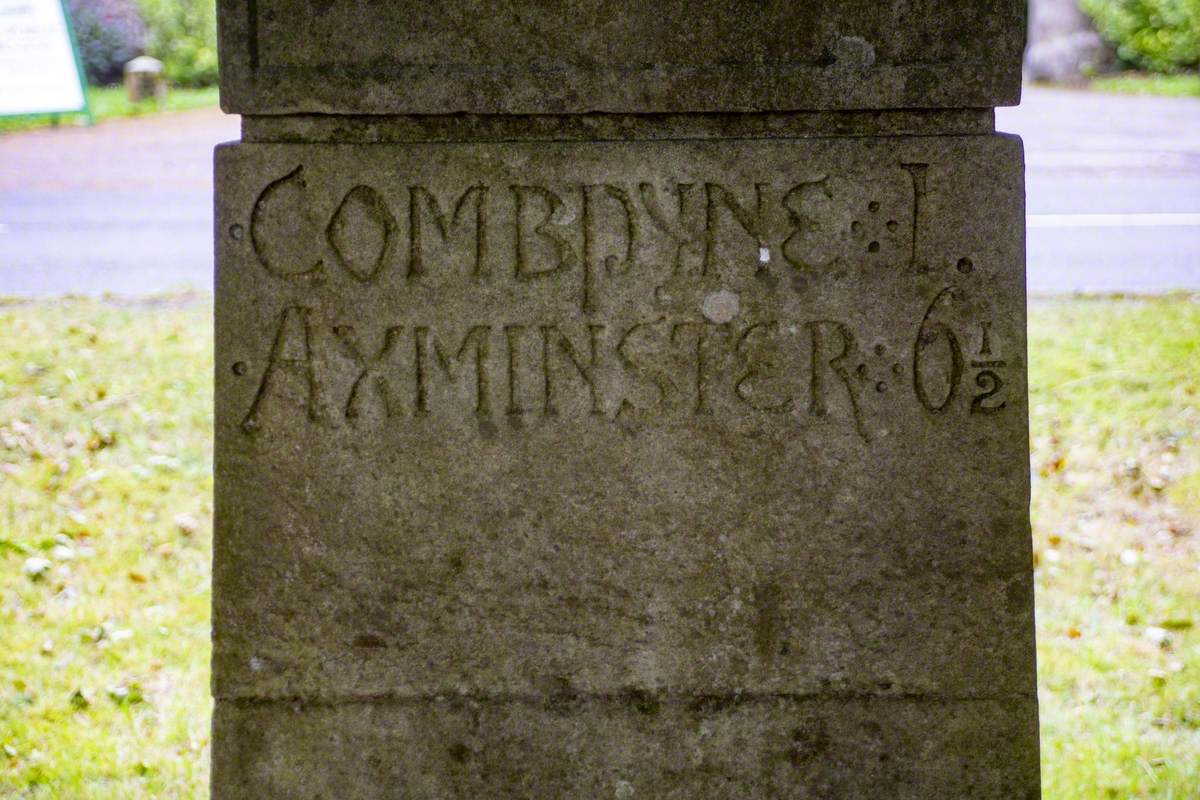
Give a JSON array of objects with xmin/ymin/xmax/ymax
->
[{"xmin": 0, "ymin": 0, "xmax": 87, "ymax": 116}]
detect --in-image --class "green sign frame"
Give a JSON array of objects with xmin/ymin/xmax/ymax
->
[{"xmin": 0, "ymin": 0, "xmax": 93, "ymax": 125}]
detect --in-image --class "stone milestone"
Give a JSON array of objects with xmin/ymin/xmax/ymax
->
[{"xmin": 212, "ymin": 3, "xmax": 1039, "ymax": 798}]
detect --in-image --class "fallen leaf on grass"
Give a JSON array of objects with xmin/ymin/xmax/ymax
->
[
  {"xmin": 0, "ymin": 538, "xmax": 30, "ymax": 555},
  {"xmin": 69, "ymin": 688, "xmax": 92, "ymax": 710},
  {"xmin": 106, "ymin": 684, "xmax": 144, "ymax": 706},
  {"xmin": 86, "ymin": 426, "xmax": 116, "ymax": 451},
  {"xmin": 1144, "ymin": 626, "xmax": 1173, "ymax": 649},
  {"xmin": 1160, "ymin": 619, "xmax": 1194, "ymax": 631},
  {"xmin": 22, "ymin": 556, "xmax": 51, "ymax": 579},
  {"xmin": 173, "ymin": 512, "xmax": 200, "ymax": 536}
]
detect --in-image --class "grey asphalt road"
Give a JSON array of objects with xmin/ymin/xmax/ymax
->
[
  {"xmin": 998, "ymin": 88, "xmax": 1200, "ymax": 294},
  {"xmin": 0, "ymin": 86, "xmax": 1197, "ymax": 296},
  {"xmin": 0, "ymin": 108, "xmax": 236, "ymax": 296}
]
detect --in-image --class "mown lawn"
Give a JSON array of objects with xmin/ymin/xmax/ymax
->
[
  {"xmin": 0, "ymin": 298, "xmax": 212, "ymax": 797},
  {"xmin": 1090, "ymin": 73, "xmax": 1200, "ymax": 99},
  {"xmin": 0, "ymin": 86, "xmax": 220, "ymax": 136},
  {"xmin": 0, "ymin": 295, "xmax": 1197, "ymax": 798},
  {"xmin": 1030, "ymin": 297, "xmax": 1200, "ymax": 798}
]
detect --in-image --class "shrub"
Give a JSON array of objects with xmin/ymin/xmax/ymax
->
[
  {"xmin": 1080, "ymin": 0, "xmax": 1200, "ymax": 72},
  {"xmin": 67, "ymin": 0, "xmax": 147, "ymax": 85},
  {"xmin": 136, "ymin": 0, "xmax": 218, "ymax": 87}
]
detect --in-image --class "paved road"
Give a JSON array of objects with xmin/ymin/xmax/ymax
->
[
  {"xmin": 998, "ymin": 88, "xmax": 1200, "ymax": 294},
  {"xmin": 0, "ymin": 108, "xmax": 237, "ymax": 296},
  {"xmin": 0, "ymin": 87, "xmax": 1197, "ymax": 296}
]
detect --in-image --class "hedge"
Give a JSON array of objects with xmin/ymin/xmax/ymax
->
[{"xmin": 1081, "ymin": 0, "xmax": 1200, "ymax": 72}]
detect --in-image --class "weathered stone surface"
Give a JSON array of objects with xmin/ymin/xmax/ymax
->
[
  {"xmin": 213, "ymin": 696, "xmax": 1041, "ymax": 799},
  {"xmin": 213, "ymin": 135, "xmax": 1036, "ymax": 796},
  {"xmin": 217, "ymin": 0, "xmax": 1026, "ymax": 115},
  {"xmin": 240, "ymin": 109, "xmax": 999, "ymax": 145}
]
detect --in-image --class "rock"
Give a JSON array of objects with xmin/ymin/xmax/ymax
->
[
  {"xmin": 212, "ymin": 2, "xmax": 1038, "ymax": 796},
  {"xmin": 1026, "ymin": 0, "xmax": 1113, "ymax": 82}
]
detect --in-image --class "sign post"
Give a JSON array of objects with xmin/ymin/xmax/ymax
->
[{"xmin": 0, "ymin": 0, "xmax": 92, "ymax": 124}]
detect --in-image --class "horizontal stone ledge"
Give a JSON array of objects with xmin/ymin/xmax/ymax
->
[
  {"xmin": 214, "ymin": 690, "xmax": 1039, "ymax": 707},
  {"xmin": 211, "ymin": 693, "xmax": 1041, "ymax": 799},
  {"xmin": 240, "ymin": 109, "xmax": 997, "ymax": 144},
  {"xmin": 217, "ymin": 0, "xmax": 1025, "ymax": 116}
]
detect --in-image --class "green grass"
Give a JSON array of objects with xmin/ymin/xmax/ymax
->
[
  {"xmin": 1091, "ymin": 73, "xmax": 1200, "ymax": 98},
  {"xmin": 1030, "ymin": 296, "xmax": 1200, "ymax": 799},
  {"xmin": 0, "ymin": 297, "xmax": 212, "ymax": 797},
  {"xmin": 0, "ymin": 86, "xmax": 220, "ymax": 135},
  {"xmin": 0, "ymin": 295, "xmax": 1198, "ymax": 797}
]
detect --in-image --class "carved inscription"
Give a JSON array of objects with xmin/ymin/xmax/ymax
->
[
  {"xmin": 244, "ymin": 165, "xmax": 961, "ymax": 304},
  {"xmin": 910, "ymin": 288, "xmax": 1013, "ymax": 417},
  {"xmin": 250, "ymin": 166, "xmax": 325, "ymax": 284},
  {"xmin": 234, "ymin": 289, "xmax": 1008, "ymax": 437},
  {"xmin": 409, "ymin": 185, "xmax": 488, "ymax": 279},
  {"xmin": 233, "ymin": 161, "xmax": 1013, "ymax": 436},
  {"xmin": 327, "ymin": 186, "xmax": 395, "ymax": 282}
]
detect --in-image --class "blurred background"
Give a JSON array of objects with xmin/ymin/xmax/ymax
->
[{"xmin": 0, "ymin": 1, "xmax": 1197, "ymax": 797}]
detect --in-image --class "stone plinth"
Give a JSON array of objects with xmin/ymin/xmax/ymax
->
[
  {"xmin": 212, "ymin": 136, "xmax": 1037, "ymax": 797},
  {"xmin": 217, "ymin": 0, "xmax": 1025, "ymax": 114},
  {"xmin": 213, "ymin": 3, "xmax": 1038, "ymax": 798}
]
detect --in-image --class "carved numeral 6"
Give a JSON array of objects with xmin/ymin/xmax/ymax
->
[{"xmin": 912, "ymin": 287, "xmax": 964, "ymax": 414}]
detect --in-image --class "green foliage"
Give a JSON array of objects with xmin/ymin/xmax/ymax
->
[
  {"xmin": 66, "ymin": 0, "xmax": 147, "ymax": 85},
  {"xmin": 1081, "ymin": 0, "xmax": 1200, "ymax": 72},
  {"xmin": 136, "ymin": 0, "xmax": 218, "ymax": 87}
]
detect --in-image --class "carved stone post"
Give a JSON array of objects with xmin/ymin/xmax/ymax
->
[{"xmin": 213, "ymin": 3, "xmax": 1039, "ymax": 797}]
